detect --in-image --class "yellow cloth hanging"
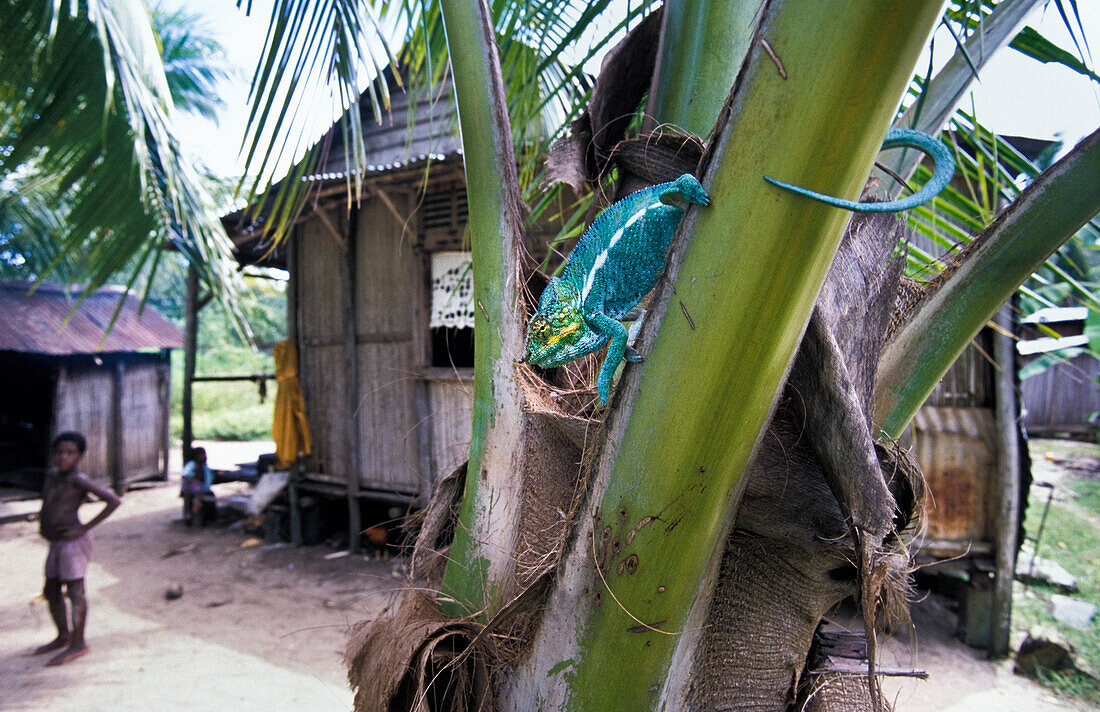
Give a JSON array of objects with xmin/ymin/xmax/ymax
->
[{"xmin": 272, "ymin": 339, "xmax": 312, "ymax": 469}]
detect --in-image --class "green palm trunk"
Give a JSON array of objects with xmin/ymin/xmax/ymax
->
[
  {"xmin": 440, "ymin": 0, "xmax": 948, "ymax": 707},
  {"xmin": 436, "ymin": 0, "xmax": 530, "ymax": 619},
  {"xmin": 507, "ymin": 2, "xmax": 948, "ymax": 708},
  {"xmin": 343, "ymin": 0, "xmax": 1099, "ymax": 709}
]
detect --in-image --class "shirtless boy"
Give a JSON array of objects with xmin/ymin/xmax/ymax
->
[{"xmin": 34, "ymin": 432, "xmax": 121, "ymax": 666}]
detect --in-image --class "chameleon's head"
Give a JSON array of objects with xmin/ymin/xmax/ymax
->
[
  {"xmin": 668, "ymin": 173, "xmax": 711, "ymax": 208},
  {"xmin": 523, "ymin": 278, "xmax": 604, "ymax": 368}
]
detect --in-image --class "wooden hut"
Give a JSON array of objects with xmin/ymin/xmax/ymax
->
[
  {"xmin": 1018, "ymin": 306, "xmax": 1099, "ymax": 436},
  {"xmin": 0, "ymin": 281, "xmax": 181, "ymax": 493},
  {"xmin": 225, "ymin": 81, "xmax": 478, "ymax": 547}
]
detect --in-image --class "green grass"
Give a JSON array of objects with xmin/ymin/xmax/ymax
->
[
  {"xmin": 170, "ymin": 348, "xmax": 276, "ymax": 441},
  {"xmin": 1014, "ymin": 439, "xmax": 1100, "ymax": 704},
  {"xmin": 1067, "ymin": 478, "xmax": 1100, "ymax": 518}
]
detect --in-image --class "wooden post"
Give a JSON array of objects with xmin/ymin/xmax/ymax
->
[
  {"xmin": 412, "ymin": 379, "xmax": 436, "ymax": 505},
  {"xmin": 343, "ymin": 208, "xmax": 363, "ymax": 554},
  {"xmin": 109, "ymin": 359, "xmax": 124, "ymax": 494},
  {"xmin": 991, "ymin": 304, "xmax": 1021, "ymax": 658},
  {"xmin": 159, "ymin": 350, "xmax": 171, "ymax": 481},
  {"xmin": 182, "ymin": 262, "xmax": 199, "ymax": 463},
  {"xmin": 286, "ymin": 231, "xmax": 303, "ymax": 546},
  {"xmin": 412, "ymin": 247, "xmax": 435, "ymax": 503}
]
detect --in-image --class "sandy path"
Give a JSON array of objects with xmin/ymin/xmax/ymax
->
[
  {"xmin": 0, "ymin": 483, "xmax": 403, "ymax": 712},
  {"xmin": 878, "ymin": 594, "xmax": 1089, "ymax": 711}
]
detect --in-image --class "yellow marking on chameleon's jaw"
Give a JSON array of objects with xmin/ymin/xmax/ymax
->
[{"xmin": 544, "ymin": 320, "xmax": 580, "ymax": 348}]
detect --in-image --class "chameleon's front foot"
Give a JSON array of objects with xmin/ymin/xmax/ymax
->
[
  {"xmin": 595, "ymin": 347, "xmax": 641, "ymax": 406},
  {"xmin": 596, "ymin": 369, "xmax": 614, "ymax": 406}
]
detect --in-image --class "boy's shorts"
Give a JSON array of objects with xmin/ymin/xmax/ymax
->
[{"xmin": 44, "ymin": 533, "xmax": 93, "ymax": 582}]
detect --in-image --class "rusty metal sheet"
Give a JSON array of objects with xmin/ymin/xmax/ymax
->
[
  {"xmin": 0, "ymin": 281, "xmax": 183, "ymax": 355},
  {"xmin": 913, "ymin": 406, "xmax": 999, "ymax": 546}
]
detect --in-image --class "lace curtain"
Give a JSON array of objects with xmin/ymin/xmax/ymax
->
[{"xmin": 430, "ymin": 251, "xmax": 475, "ymax": 330}]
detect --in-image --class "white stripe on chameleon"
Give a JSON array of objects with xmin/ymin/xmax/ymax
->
[{"xmin": 580, "ymin": 199, "xmax": 665, "ymax": 301}]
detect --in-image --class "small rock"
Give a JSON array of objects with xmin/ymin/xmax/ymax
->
[
  {"xmin": 1016, "ymin": 555, "xmax": 1078, "ymax": 593},
  {"xmin": 165, "ymin": 584, "xmax": 184, "ymax": 601},
  {"xmin": 162, "ymin": 543, "xmax": 197, "ymax": 559},
  {"xmin": 1049, "ymin": 594, "xmax": 1097, "ymax": 629},
  {"xmin": 1015, "ymin": 627, "xmax": 1076, "ymax": 677}
]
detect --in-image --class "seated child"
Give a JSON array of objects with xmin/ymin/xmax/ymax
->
[{"xmin": 180, "ymin": 447, "xmax": 214, "ymax": 527}]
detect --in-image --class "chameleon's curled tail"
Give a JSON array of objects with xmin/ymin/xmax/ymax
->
[{"xmin": 763, "ymin": 128, "xmax": 955, "ymax": 213}]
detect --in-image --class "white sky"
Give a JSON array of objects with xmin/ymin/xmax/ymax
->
[{"xmin": 165, "ymin": 1, "xmax": 1100, "ymax": 180}]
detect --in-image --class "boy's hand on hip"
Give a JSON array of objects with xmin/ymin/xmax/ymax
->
[{"xmin": 60, "ymin": 524, "xmax": 86, "ymax": 540}]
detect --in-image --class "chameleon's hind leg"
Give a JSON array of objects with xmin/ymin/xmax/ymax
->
[
  {"xmin": 624, "ymin": 312, "xmax": 646, "ymax": 363},
  {"xmin": 587, "ymin": 312, "xmax": 631, "ymax": 405}
]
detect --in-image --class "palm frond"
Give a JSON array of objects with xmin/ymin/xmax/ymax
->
[
  {"xmin": 153, "ymin": 5, "xmax": 234, "ymax": 120},
  {"xmin": 0, "ymin": 0, "xmax": 240, "ymax": 324}
]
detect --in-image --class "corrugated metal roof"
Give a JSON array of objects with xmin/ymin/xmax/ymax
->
[
  {"xmin": 310, "ymin": 78, "xmax": 461, "ymax": 179},
  {"xmin": 0, "ymin": 281, "xmax": 184, "ymax": 355},
  {"xmin": 303, "ymin": 149, "xmax": 462, "ymax": 183},
  {"xmin": 223, "ymin": 77, "xmax": 466, "ymax": 266}
]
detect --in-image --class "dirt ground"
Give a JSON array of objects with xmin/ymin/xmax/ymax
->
[
  {"xmin": 0, "ymin": 440, "xmax": 1094, "ymax": 711},
  {"xmin": 1, "ymin": 442, "xmax": 404, "ymax": 712}
]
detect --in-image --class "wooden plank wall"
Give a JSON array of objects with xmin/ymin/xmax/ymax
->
[
  {"xmin": 296, "ymin": 179, "xmax": 481, "ymax": 500},
  {"xmin": 354, "ymin": 191, "xmax": 422, "ymax": 493},
  {"xmin": 427, "ymin": 378, "xmax": 473, "ymax": 479},
  {"xmin": 54, "ymin": 357, "xmax": 169, "ymax": 488},
  {"xmin": 1021, "ymin": 353, "xmax": 1100, "ymax": 434},
  {"xmin": 54, "ymin": 366, "xmax": 112, "ymax": 485},
  {"xmin": 118, "ymin": 361, "xmax": 167, "ymax": 481},
  {"xmin": 297, "ymin": 211, "xmax": 352, "ymax": 484}
]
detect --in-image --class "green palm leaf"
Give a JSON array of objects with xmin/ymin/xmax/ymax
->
[{"xmin": 0, "ymin": 0, "xmax": 239, "ymax": 323}]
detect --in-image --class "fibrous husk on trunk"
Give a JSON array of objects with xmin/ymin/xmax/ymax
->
[{"xmin": 346, "ymin": 591, "xmax": 491, "ymax": 712}]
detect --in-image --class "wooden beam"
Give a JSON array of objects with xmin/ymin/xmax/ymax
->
[
  {"xmin": 412, "ymin": 249, "xmax": 434, "ymax": 503},
  {"xmin": 367, "ymin": 183, "xmax": 410, "ymax": 230},
  {"xmin": 287, "ymin": 229, "xmax": 302, "ymax": 546},
  {"xmin": 109, "ymin": 360, "xmax": 124, "ymax": 494},
  {"xmin": 182, "ymin": 263, "xmax": 199, "ymax": 462},
  {"xmin": 991, "ymin": 304, "xmax": 1021, "ymax": 658},
  {"xmin": 314, "ymin": 205, "xmax": 347, "ymax": 252},
  {"xmin": 159, "ymin": 350, "xmax": 170, "ymax": 482},
  {"xmin": 300, "ymin": 332, "xmax": 414, "ymax": 348},
  {"xmin": 343, "ymin": 207, "xmax": 363, "ymax": 554}
]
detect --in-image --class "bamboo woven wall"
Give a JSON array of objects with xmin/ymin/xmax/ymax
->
[
  {"xmin": 118, "ymin": 362, "xmax": 168, "ymax": 480},
  {"xmin": 354, "ymin": 193, "xmax": 422, "ymax": 494},
  {"xmin": 295, "ymin": 182, "xmax": 475, "ymax": 499},
  {"xmin": 54, "ymin": 366, "xmax": 112, "ymax": 482},
  {"xmin": 53, "ymin": 356, "xmax": 168, "ymax": 488},
  {"xmin": 297, "ymin": 212, "xmax": 352, "ymax": 484},
  {"xmin": 427, "ymin": 377, "xmax": 473, "ymax": 481}
]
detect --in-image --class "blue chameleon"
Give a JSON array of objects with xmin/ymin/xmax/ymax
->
[
  {"xmin": 524, "ymin": 129, "xmax": 954, "ymax": 405},
  {"xmin": 523, "ymin": 174, "xmax": 710, "ymax": 405}
]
